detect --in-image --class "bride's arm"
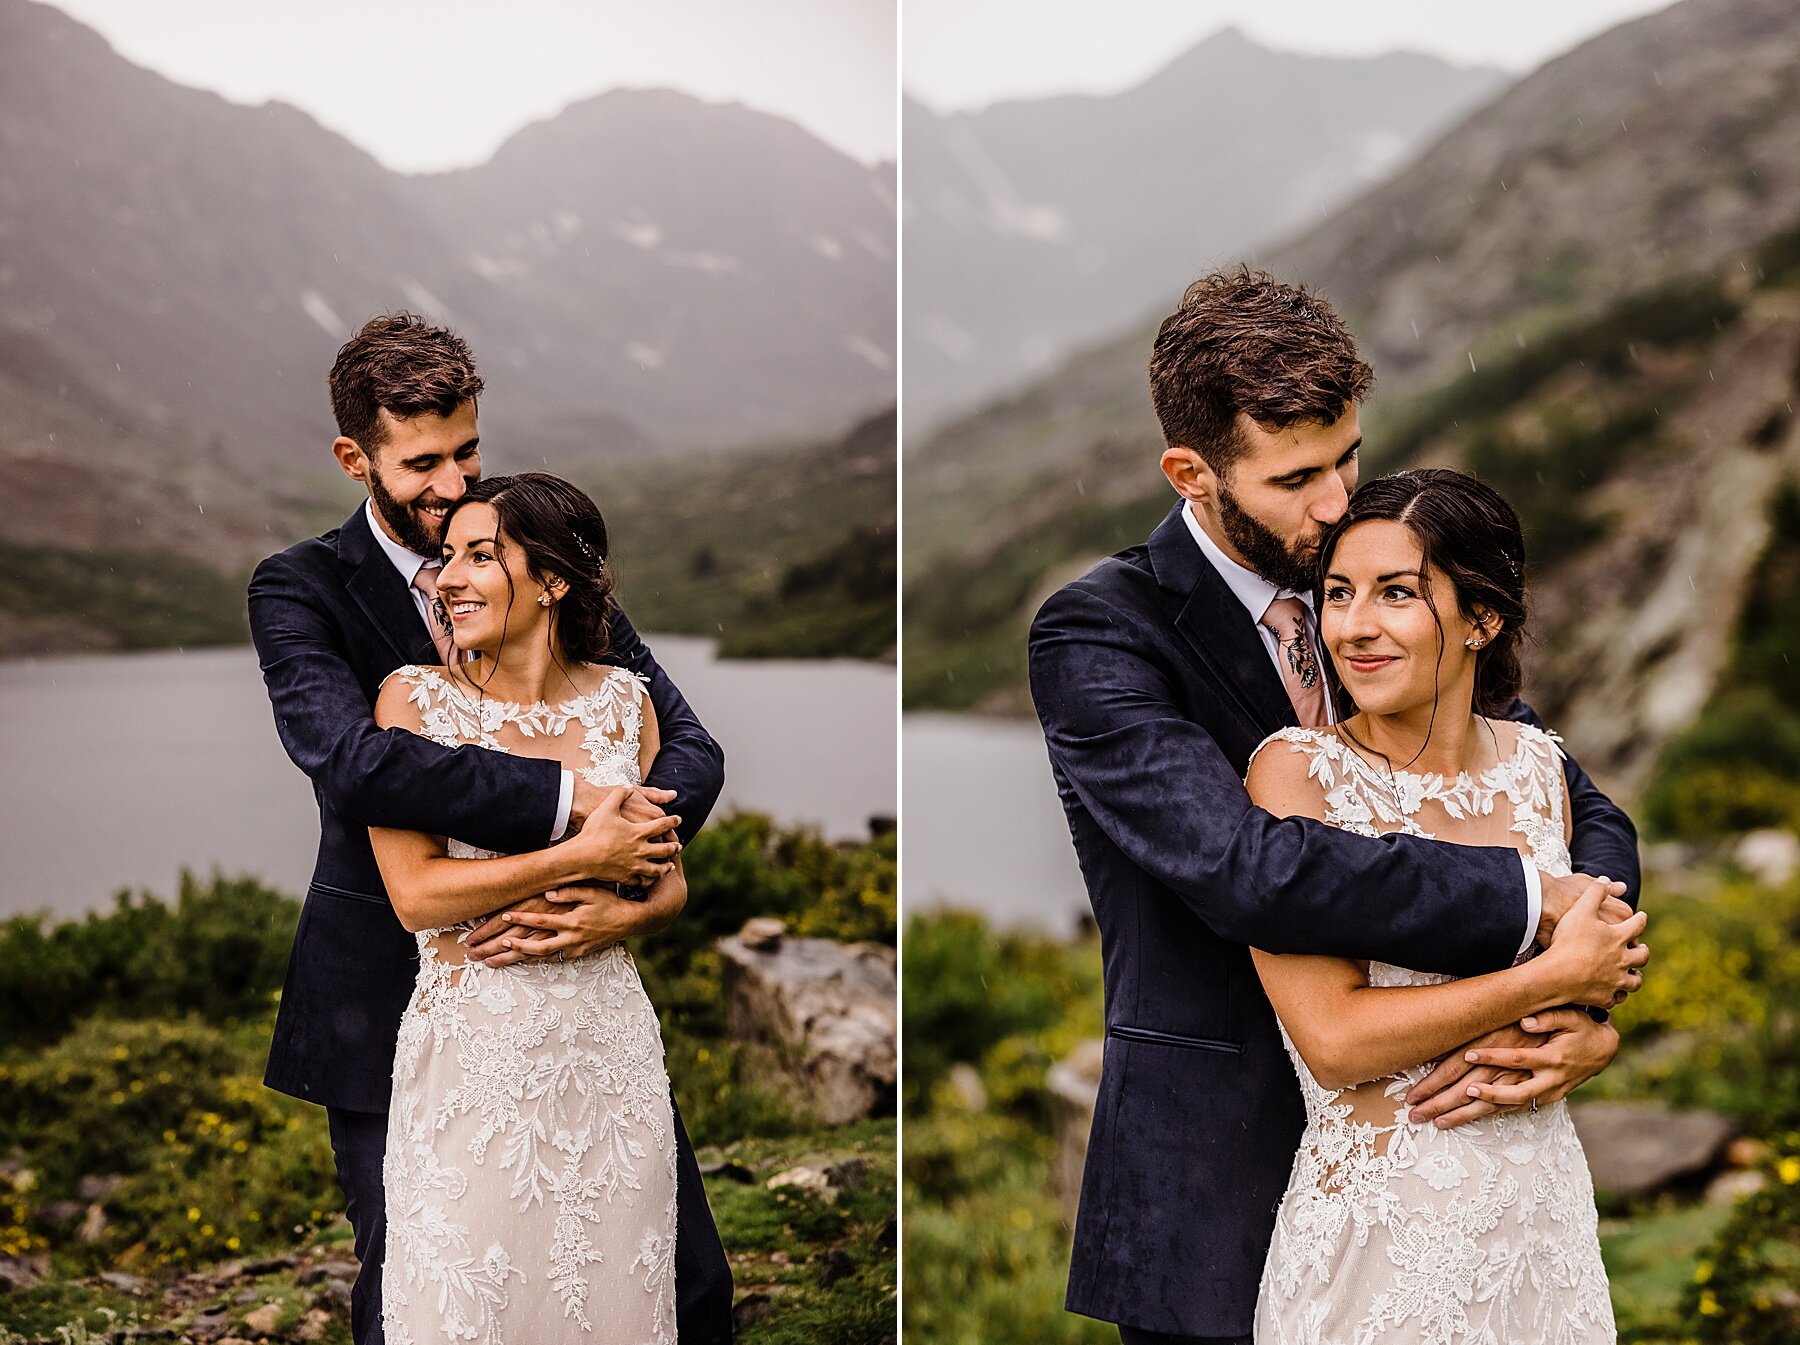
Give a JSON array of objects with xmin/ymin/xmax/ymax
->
[
  {"xmin": 366, "ymin": 676, "xmax": 676, "ymax": 933},
  {"xmin": 475, "ymin": 692, "xmax": 685, "ymax": 964},
  {"xmin": 1246, "ymin": 741, "xmax": 1645, "ymax": 1092}
]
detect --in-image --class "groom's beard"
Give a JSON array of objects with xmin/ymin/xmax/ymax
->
[
  {"xmin": 368, "ymin": 464, "xmax": 460, "ymax": 558},
  {"xmin": 1218, "ymin": 486, "xmax": 1320, "ymax": 594}
]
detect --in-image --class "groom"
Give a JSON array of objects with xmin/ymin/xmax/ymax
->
[
  {"xmin": 249, "ymin": 313, "xmax": 734, "ymax": 1345},
  {"xmin": 1028, "ymin": 269, "xmax": 1642, "ymax": 1344}
]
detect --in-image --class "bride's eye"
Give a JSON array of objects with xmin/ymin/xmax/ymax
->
[
  {"xmin": 1324, "ymin": 584, "xmax": 1351, "ymax": 603},
  {"xmin": 1383, "ymin": 584, "xmax": 1416, "ymax": 602}
]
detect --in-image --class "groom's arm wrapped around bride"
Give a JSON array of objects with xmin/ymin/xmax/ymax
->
[
  {"xmin": 250, "ymin": 549, "xmax": 724, "ymax": 856},
  {"xmin": 1030, "ymin": 577, "xmax": 1638, "ymax": 977}
]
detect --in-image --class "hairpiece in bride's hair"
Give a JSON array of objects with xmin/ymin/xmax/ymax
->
[{"xmin": 572, "ymin": 531, "xmax": 605, "ymax": 575}]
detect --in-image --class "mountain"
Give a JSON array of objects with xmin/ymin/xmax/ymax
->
[
  {"xmin": 904, "ymin": 0, "xmax": 1800, "ymax": 807},
  {"xmin": 0, "ymin": 0, "xmax": 893, "ymax": 491},
  {"xmin": 0, "ymin": 0, "xmax": 893, "ymax": 655},
  {"xmin": 902, "ymin": 29, "xmax": 1506, "ymax": 435}
]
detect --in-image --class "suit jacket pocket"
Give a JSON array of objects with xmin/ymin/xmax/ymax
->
[
  {"xmin": 1107, "ymin": 1023, "xmax": 1243, "ymax": 1054},
  {"xmin": 307, "ymin": 880, "xmax": 388, "ymax": 906}
]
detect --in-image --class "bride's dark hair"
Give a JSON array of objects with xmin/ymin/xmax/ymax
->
[
  {"xmin": 1315, "ymin": 467, "xmax": 1529, "ymax": 718},
  {"xmin": 437, "ymin": 472, "xmax": 617, "ymax": 671}
]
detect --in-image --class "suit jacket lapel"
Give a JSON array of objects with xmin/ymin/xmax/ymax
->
[
  {"xmin": 337, "ymin": 505, "xmax": 438, "ymax": 667},
  {"xmin": 1147, "ymin": 503, "xmax": 1298, "ymax": 733}
]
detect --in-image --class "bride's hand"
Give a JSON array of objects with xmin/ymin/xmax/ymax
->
[
  {"xmin": 561, "ymin": 786, "xmax": 682, "ymax": 884},
  {"xmin": 1540, "ymin": 877, "xmax": 1649, "ymax": 1008}
]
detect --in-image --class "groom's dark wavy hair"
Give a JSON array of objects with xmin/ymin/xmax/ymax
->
[
  {"xmin": 437, "ymin": 473, "xmax": 618, "ymax": 674},
  {"xmin": 1149, "ymin": 267, "xmax": 1372, "ymax": 474},
  {"xmin": 1317, "ymin": 468, "xmax": 1530, "ymax": 720},
  {"xmin": 329, "ymin": 312, "xmax": 484, "ymax": 455}
]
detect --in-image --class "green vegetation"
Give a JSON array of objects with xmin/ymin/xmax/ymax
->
[
  {"xmin": 600, "ymin": 409, "xmax": 897, "ymax": 662},
  {"xmin": 1644, "ymin": 482, "xmax": 1800, "ymax": 839},
  {"xmin": 902, "ymin": 870, "xmax": 1800, "ymax": 1345},
  {"xmin": 0, "ymin": 542, "xmax": 250, "ymax": 651},
  {"xmin": 0, "ymin": 814, "xmax": 895, "ymax": 1344}
]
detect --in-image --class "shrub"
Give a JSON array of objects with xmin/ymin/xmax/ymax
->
[
  {"xmin": 0, "ymin": 873, "xmax": 297, "ymax": 1048},
  {"xmin": 1680, "ymin": 1138, "xmax": 1800, "ymax": 1342}
]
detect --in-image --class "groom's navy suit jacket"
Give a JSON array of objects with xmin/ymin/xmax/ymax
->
[
  {"xmin": 249, "ymin": 503, "xmax": 725, "ymax": 1114},
  {"xmin": 1028, "ymin": 502, "xmax": 1639, "ymax": 1339}
]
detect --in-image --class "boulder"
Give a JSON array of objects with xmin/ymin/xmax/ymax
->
[
  {"xmin": 717, "ymin": 919, "xmax": 896, "ymax": 1125},
  {"xmin": 1569, "ymin": 1100, "xmax": 1737, "ymax": 1196},
  {"xmin": 766, "ymin": 1155, "xmax": 869, "ymax": 1204},
  {"xmin": 1735, "ymin": 828, "xmax": 1800, "ymax": 886},
  {"xmin": 1046, "ymin": 1039, "xmax": 1106, "ymax": 1227},
  {"xmin": 0, "ymin": 1253, "xmax": 48, "ymax": 1293}
]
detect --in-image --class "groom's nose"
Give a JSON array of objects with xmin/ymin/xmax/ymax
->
[{"xmin": 1310, "ymin": 472, "xmax": 1350, "ymax": 526}]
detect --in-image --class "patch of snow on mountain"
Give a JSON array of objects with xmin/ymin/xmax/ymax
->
[
  {"xmin": 300, "ymin": 288, "xmax": 345, "ymax": 337},
  {"xmin": 844, "ymin": 335, "xmax": 892, "ymax": 371},
  {"xmin": 613, "ymin": 219, "xmax": 662, "ymax": 249}
]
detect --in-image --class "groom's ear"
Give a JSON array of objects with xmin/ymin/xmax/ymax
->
[
  {"xmin": 1161, "ymin": 445, "xmax": 1216, "ymax": 504},
  {"xmin": 333, "ymin": 436, "xmax": 371, "ymax": 486}
]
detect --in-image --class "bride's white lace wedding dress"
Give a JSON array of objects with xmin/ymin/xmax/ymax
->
[
  {"xmin": 378, "ymin": 665, "xmax": 676, "ymax": 1345},
  {"xmin": 1251, "ymin": 723, "xmax": 1615, "ymax": 1345}
]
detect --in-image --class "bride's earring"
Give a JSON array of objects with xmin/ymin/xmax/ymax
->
[
  {"xmin": 538, "ymin": 593, "xmax": 553, "ymax": 607},
  {"xmin": 1466, "ymin": 634, "xmax": 1487, "ymax": 650}
]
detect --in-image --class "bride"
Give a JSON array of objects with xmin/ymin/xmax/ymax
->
[
  {"xmin": 1246, "ymin": 469, "xmax": 1646, "ymax": 1344},
  {"xmin": 367, "ymin": 472, "xmax": 685, "ymax": 1345}
]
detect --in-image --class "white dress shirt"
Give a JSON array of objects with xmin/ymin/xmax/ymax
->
[
  {"xmin": 365, "ymin": 500, "xmax": 575, "ymax": 843},
  {"xmin": 1183, "ymin": 501, "xmax": 1540, "ymax": 957}
]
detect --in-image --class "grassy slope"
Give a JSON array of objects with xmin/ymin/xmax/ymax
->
[
  {"xmin": 0, "ymin": 411, "xmax": 896, "ymax": 663},
  {"xmin": 0, "ymin": 816, "xmax": 897, "ymax": 1344}
]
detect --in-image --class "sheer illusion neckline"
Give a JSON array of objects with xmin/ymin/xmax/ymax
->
[
  {"xmin": 1312, "ymin": 718, "xmax": 1525, "ymax": 793},
  {"xmin": 404, "ymin": 663, "xmax": 636, "ymax": 719}
]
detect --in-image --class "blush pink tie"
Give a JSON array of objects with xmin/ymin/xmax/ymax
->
[
  {"xmin": 410, "ymin": 563, "xmax": 459, "ymax": 667},
  {"xmin": 1260, "ymin": 596, "xmax": 1328, "ymax": 728}
]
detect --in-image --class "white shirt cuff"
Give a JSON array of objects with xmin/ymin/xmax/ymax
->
[
  {"xmin": 551, "ymin": 771, "xmax": 575, "ymax": 843},
  {"xmin": 1517, "ymin": 856, "xmax": 1543, "ymax": 959}
]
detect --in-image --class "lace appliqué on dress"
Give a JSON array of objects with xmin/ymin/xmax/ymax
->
[
  {"xmin": 379, "ymin": 665, "xmax": 677, "ymax": 1345},
  {"xmin": 1250, "ymin": 723, "xmax": 1615, "ymax": 1345}
]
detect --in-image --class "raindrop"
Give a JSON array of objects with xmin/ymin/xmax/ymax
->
[
  {"xmin": 1468, "ymin": 352, "xmax": 1478, "ymax": 373},
  {"xmin": 1410, "ymin": 320, "xmax": 1420, "ymax": 340}
]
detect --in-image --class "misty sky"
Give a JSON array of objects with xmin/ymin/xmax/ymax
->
[
  {"xmin": 47, "ymin": 0, "xmax": 895, "ymax": 173},
  {"xmin": 906, "ymin": 0, "xmax": 1677, "ymax": 110}
]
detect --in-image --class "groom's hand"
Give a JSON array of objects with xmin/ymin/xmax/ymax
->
[
  {"xmin": 1536, "ymin": 872, "xmax": 1632, "ymax": 947},
  {"xmin": 465, "ymin": 895, "xmax": 562, "ymax": 963},
  {"xmin": 1406, "ymin": 1009, "xmax": 1620, "ymax": 1128},
  {"xmin": 569, "ymin": 780, "xmax": 679, "ymax": 837},
  {"xmin": 470, "ymin": 875, "xmax": 687, "ymax": 967}
]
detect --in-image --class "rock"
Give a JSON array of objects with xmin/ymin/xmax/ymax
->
[
  {"xmin": 77, "ymin": 1202, "xmax": 108, "ymax": 1243},
  {"xmin": 697, "ymin": 1159, "xmax": 756, "ymax": 1184},
  {"xmin": 739, "ymin": 917, "xmax": 788, "ymax": 951},
  {"xmin": 244, "ymin": 1301, "xmax": 285, "ymax": 1333},
  {"xmin": 819, "ymin": 1246, "xmax": 856, "ymax": 1287},
  {"xmin": 0, "ymin": 1253, "xmax": 49, "ymax": 1293},
  {"xmin": 1046, "ymin": 1039, "xmax": 1106, "ymax": 1225},
  {"xmin": 717, "ymin": 921, "xmax": 896, "ymax": 1125},
  {"xmin": 732, "ymin": 1292, "xmax": 774, "ymax": 1332},
  {"xmin": 1726, "ymin": 1136, "xmax": 1771, "ymax": 1169},
  {"xmin": 189, "ymin": 1309, "xmax": 233, "ymax": 1340},
  {"xmin": 240, "ymin": 1255, "xmax": 299, "ymax": 1277},
  {"xmin": 99, "ymin": 1270, "xmax": 147, "ymax": 1295},
  {"xmin": 295, "ymin": 1307, "xmax": 334, "ymax": 1341},
  {"xmin": 76, "ymin": 1173, "xmax": 126, "ymax": 1203},
  {"xmin": 1707, "ymin": 1168, "xmax": 1768, "ymax": 1205},
  {"xmin": 1569, "ymin": 1101, "xmax": 1737, "ymax": 1196},
  {"xmin": 233, "ymin": 1288, "xmax": 260, "ymax": 1305},
  {"xmin": 308, "ymin": 1278, "xmax": 354, "ymax": 1319},
  {"xmin": 945, "ymin": 1062, "xmax": 988, "ymax": 1111},
  {"xmin": 34, "ymin": 1198, "xmax": 85, "ymax": 1231},
  {"xmin": 1734, "ymin": 828, "xmax": 1800, "ymax": 885},
  {"xmin": 766, "ymin": 1156, "xmax": 867, "ymax": 1204}
]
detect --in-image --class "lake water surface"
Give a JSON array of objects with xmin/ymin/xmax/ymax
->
[
  {"xmin": 0, "ymin": 638, "xmax": 895, "ymax": 918},
  {"xmin": 902, "ymin": 713, "xmax": 1090, "ymax": 934}
]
